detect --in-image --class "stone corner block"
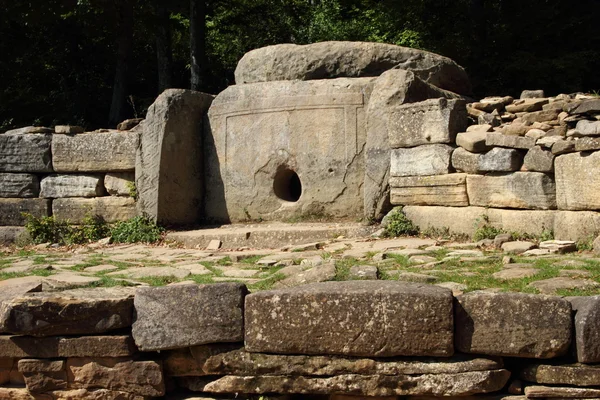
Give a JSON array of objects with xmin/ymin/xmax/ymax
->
[{"xmin": 0, "ymin": 133, "xmax": 53, "ymax": 172}]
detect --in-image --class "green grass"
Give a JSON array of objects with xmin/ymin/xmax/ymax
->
[
  {"xmin": 248, "ymin": 272, "xmax": 286, "ymax": 291},
  {"xmin": 137, "ymin": 275, "xmax": 181, "ymax": 286},
  {"xmin": 240, "ymin": 255, "xmax": 263, "ymax": 264}
]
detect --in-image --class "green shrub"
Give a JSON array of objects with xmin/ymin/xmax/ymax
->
[
  {"xmin": 384, "ymin": 207, "xmax": 419, "ymax": 237},
  {"xmin": 126, "ymin": 181, "xmax": 138, "ymax": 200},
  {"xmin": 473, "ymin": 214, "xmax": 504, "ymax": 241},
  {"xmin": 23, "ymin": 214, "xmax": 73, "ymax": 245},
  {"xmin": 110, "ymin": 215, "xmax": 163, "ymax": 244}
]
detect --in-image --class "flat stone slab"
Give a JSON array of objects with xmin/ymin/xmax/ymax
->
[
  {"xmin": 0, "ymin": 133, "xmax": 53, "ymax": 172},
  {"xmin": 389, "ymin": 173, "xmax": 468, "ymax": 207},
  {"xmin": 40, "ymin": 174, "xmax": 104, "ymax": 198},
  {"xmin": 391, "ymin": 145, "xmax": 454, "ymax": 177},
  {"xmin": 43, "ymin": 273, "xmax": 102, "ymax": 289},
  {"xmin": 0, "ymin": 173, "xmax": 39, "ymax": 198},
  {"xmin": 0, "ymin": 287, "xmax": 135, "ymax": 336},
  {"xmin": 109, "ymin": 266, "xmax": 191, "ymax": 279},
  {"xmin": 52, "ymin": 197, "xmax": 136, "ymax": 224},
  {"xmin": 199, "ymin": 370, "xmax": 510, "ymax": 397},
  {"xmin": 492, "ymin": 268, "xmax": 538, "ymax": 280},
  {"xmin": 83, "ymin": 264, "xmax": 119, "ymax": 273},
  {"xmin": 555, "ymin": 151, "xmax": 600, "ymax": 211},
  {"xmin": 525, "ymin": 385, "xmax": 600, "ymax": 398},
  {"xmin": 528, "ymin": 277, "xmax": 600, "ymax": 294},
  {"xmin": 569, "ymin": 296, "xmax": 600, "ymax": 363},
  {"xmin": 0, "ymin": 334, "xmax": 136, "ymax": 358},
  {"xmin": 520, "ymin": 363, "xmax": 600, "ymax": 387},
  {"xmin": 132, "ymin": 283, "xmax": 247, "ymax": 351},
  {"xmin": 0, "ymin": 276, "xmax": 43, "ymax": 302},
  {"xmin": 455, "ymin": 291, "xmax": 572, "ymax": 358},
  {"xmin": 245, "ymin": 281, "xmax": 454, "ymax": 357}
]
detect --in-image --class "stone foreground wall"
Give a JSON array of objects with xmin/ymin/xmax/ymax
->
[
  {"xmin": 0, "ymin": 124, "xmax": 139, "ymax": 228},
  {"xmin": 1, "ymin": 280, "xmax": 599, "ymax": 399},
  {"xmin": 390, "ymin": 91, "xmax": 600, "ymax": 240}
]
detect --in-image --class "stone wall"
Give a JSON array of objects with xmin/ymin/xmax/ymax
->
[
  {"xmin": 390, "ymin": 91, "xmax": 600, "ymax": 240},
  {"xmin": 0, "ymin": 124, "xmax": 139, "ymax": 230},
  {"xmin": 1, "ymin": 280, "xmax": 600, "ymax": 399}
]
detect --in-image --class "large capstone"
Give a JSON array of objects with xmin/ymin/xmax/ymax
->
[{"xmin": 245, "ymin": 281, "xmax": 454, "ymax": 357}]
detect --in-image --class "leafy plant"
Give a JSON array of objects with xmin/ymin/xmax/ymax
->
[
  {"xmin": 110, "ymin": 215, "xmax": 164, "ymax": 244},
  {"xmin": 23, "ymin": 214, "xmax": 73, "ymax": 245},
  {"xmin": 126, "ymin": 181, "xmax": 138, "ymax": 201},
  {"xmin": 383, "ymin": 207, "xmax": 419, "ymax": 237},
  {"xmin": 473, "ymin": 214, "xmax": 503, "ymax": 241}
]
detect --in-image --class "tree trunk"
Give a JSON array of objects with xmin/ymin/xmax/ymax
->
[
  {"xmin": 155, "ymin": 0, "xmax": 173, "ymax": 93},
  {"xmin": 190, "ymin": 0, "xmax": 206, "ymax": 91},
  {"xmin": 108, "ymin": 0, "xmax": 134, "ymax": 126}
]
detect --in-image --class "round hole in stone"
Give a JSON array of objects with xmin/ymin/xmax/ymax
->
[{"xmin": 273, "ymin": 167, "xmax": 302, "ymax": 202}]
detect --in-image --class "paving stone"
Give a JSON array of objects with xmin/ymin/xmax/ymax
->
[
  {"xmin": 446, "ymin": 249, "xmax": 484, "ymax": 257},
  {"xmin": 132, "ymin": 283, "xmax": 247, "ymax": 351},
  {"xmin": 349, "ymin": 265, "xmax": 378, "ymax": 280},
  {"xmin": 455, "ymin": 291, "xmax": 572, "ymax": 358},
  {"xmin": 108, "ymin": 266, "xmax": 191, "ymax": 279},
  {"xmin": 215, "ymin": 267, "xmax": 258, "ymax": 278},
  {"xmin": 539, "ymin": 240, "xmax": 576, "ymax": 254},
  {"xmin": 501, "ymin": 241, "xmax": 536, "ymax": 254},
  {"xmin": 174, "ymin": 264, "xmax": 212, "ymax": 275},
  {"xmin": 386, "ymin": 249, "xmax": 428, "ymax": 257},
  {"xmin": 163, "ymin": 343, "xmax": 243, "ymax": 377},
  {"xmin": 0, "ymin": 276, "xmax": 43, "ymax": 302},
  {"xmin": 0, "ymin": 335, "xmax": 136, "ymax": 358},
  {"xmin": 435, "ymin": 282, "xmax": 468, "ymax": 296},
  {"xmin": 558, "ymin": 269, "xmax": 591, "ymax": 278},
  {"xmin": 245, "ymin": 281, "xmax": 454, "ymax": 357},
  {"xmin": 393, "ymin": 272, "xmax": 438, "ymax": 283},
  {"xmin": 83, "ymin": 264, "xmax": 119, "ymax": 273},
  {"xmin": 273, "ymin": 262, "xmax": 336, "ymax": 289},
  {"xmin": 409, "ymin": 255, "xmax": 437, "ymax": 264},
  {"xmin": 528, "ymin": 277, "xmax": 600, "ymax": 294},
  {"xmin": 525, "ymin": 385, "xmax": 600, "ymax": 398},
  {"xmin": 43, "ymin": 273, "xmax": 102, "ymax": 289},
  {"xmin": 492, "ymin": 268, "xmax": 538, "ymax": 280}
]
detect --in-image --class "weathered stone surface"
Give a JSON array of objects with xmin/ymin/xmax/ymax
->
[
  {"xmin": 0, "ymin": 173, "xmax": 39, "ymax": 197},
  {"xmin": 108, "ymin": 266, "xmax": 191, "ymax": 280},
  {"xmin": 554, "ymin": 211, "xmax": 600, "ymax": 241},
  {"xmin": 54, "ymin": 125, "xmax": 84, "ymax": 134},
  {"xmin": 538, "ymin": 240, "xmax": 576, "ymax": 253},
  {"xmin": 455, "ymin": 291, "xmax": 572, "ymax": 358},
  {"xmin": 42, "ymin": 389, "xmax": 146, "ymax": 400},
  {"xmin": 551, "ymin": 138, "xmax": 577, "ymax": 155},
  {"xmin": 391, "ymin": 145, "xmax": 454, "ymax": 177},
  {"xmin": 117, "ymin": 118, "xmax": 143, "ymax": 131},
  {"xmin": 52, "ymin": 131, "xmax": 138, "ymax": 172},
  {"xmin": 132, "ymin": 283, "xmax": 247, "ymax": 351},
  {"xmin": 479, "ymin": 148, "xmax": 523, "ymax": 172},
  {"xmin": 0, "ymin": 335, "xmax": 136, "ymax": 358},
  {"xmin": 520, "ymin": 90, "xmax": 545, "ymax": 99},
  {"xmin": 0, "ymin": 287, "xmax": 135, "ymax": 336},
  {"xmin": 234, "ymin": 41, "xmax": 472, "ymax": 95},
  {"xmin": 66, "ymin": 357, "xmax": 165, "ymax": 397},
  {"xmin": 0, "ymin": 198, "xmax": 50, "ymax": 225},
  {"xmin": 19, "ymin": 359, "xmax": 67, "ymax": 393},
  {"xmin": 501, "ymin": 241, "xmax": 536, "ymax": 254},
  {"xmin": 451, "ymin": 147, "xmax": 481, "ymax": 174},
  {"xmin": 273, "ymin": 262, "xmax": 337, "ymax": 289},
  {"xmin": 349, "ymin": 265, "xmax": 378, "ymax": 280},
  {"xmin": 529, "ymin": 277, "xmax": 600, "ymax": 295},
  {"xmin": 388, "ymin": 98, "xmax": 467, "ymax": 148},
  {"xmin": 389, "ymin": 174, "xmax": 468, "ymax": 206},
  {"xmin": 40, "ymin": 174, "xmax": 104, "ymax": 198},
  {"xmin": 595, "ymin": 235, "xmax": 600, "ymax": 255},
  {"xmin": 525, "ymin": 385, "xmax": 600, "ymax": 398},
  {"xmin": 163, "ymin": 343, "xmax": 242, "ymax": 376},
  {"xmin": 137, "ymin": 89, "xmax": 213, "ymax": 225},
  {"xmin": 0, "ymin": 133, "xmax": 52, "ymax": 172},
  {"xmin": 0, "ymin": 387, "xmax": 36, "ymax": 399},
  {"xmin": 4, "ymin": 126, "xmax": 53, "ymax": 134},
  {"xmin": 555, "ymin": 151, "xmax": 600, "ymax": 210},
  {"xmin": 575, "ymin": 119, "xmax": 600, "ymax": 136},
  {"xmin": 456, "ymin": 131, "xmax": 490, "ymax": 153},
  {"xmin": 520, "ymin": 109, "xmax": 560, "ymax": 125},
  {"xmin": 0, "ymin": 226, "xmax": 26, "ymax": 244},
  {"xmin": 575, "ymin": 137, "xmax": 600, "ymax": 151},
  {"xmin": 104, "ymin": 172, "xmax": 134, "ymax": 196},
  {"xmin": 523, "ymin": 146, "xmax": 555, "ymax": 172},
  {"xmin": 466, "ymin": 173, "xmax": 556, "ymax": 210},
  {"xmin": 506, "ymin": 99, "xmax": 548, "ymax": 113},
  {"xmin": 245, "ymin": 281, "xmax": 454, "ymax": 357},
  {"xmin": 520, "ymin": 363, "xmax": 600, "ymax": 386},
  {"xmin": 204, "ymin": 348, "xmax": 503, "ymax": 376},
  {"xmin": 486, "ymin": 133, "xmax": 535, "ymax": 150},
  {"xmin": 492, "ymin": 268, "xmax": 538, "ymax": 280},
  {"xmin": 567, "ymin": 99, "xmax": 600, "ymax": 115},
  {"xmin": 0, "ymin": 276, "xmax": 43, "ymax": 303},
  {"xmin": 52, "ymin": 197, "xmax": 136, "ymax": 223},
  {"xmin": 201, "ymin": 370, "xmax": 510, "ymax": 396}
]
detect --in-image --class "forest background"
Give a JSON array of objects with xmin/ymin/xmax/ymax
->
[{"xmin": 1, "ymin": 0, "xmax": 599, "ymax": 130}]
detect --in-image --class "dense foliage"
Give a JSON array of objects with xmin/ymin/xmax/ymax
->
[{"xmin": 2, "ymin": 0, "xmax": 599, "ymax": 130}]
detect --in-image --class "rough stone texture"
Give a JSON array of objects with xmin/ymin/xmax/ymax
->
[
  {"xmin": 388, "ymin": 98, "xmax": 467, "ymax": 148},
  {"xmin": 456, "ymin": 131, "xmax": 490, "ymax": 153},
  {"xmin": 575, "ymin": 119, "xmax": 600, "ymax": 136},
  {"xmin": 0, "ymin": 335, "xmax": 136, "ymax": 358},
  {"xmin": 486, "ymin": 133, "xmax": 536, "ymax": 150},
  {"xmin": 54, "ymin": 125, "xmax": 84, "ymax": 134},
  {"xmin": 0, "ymin": 276, "xmax": 43, "ymax": 303},
  {"xmin": 201, "ymin": 370, "xmax": 510, "ymax": 397},
  {"xmin": 117, "ymin": 118, "xmax": 143, "ymax": 131},
  {"xmin": 452, "ymin": 148, "xmax": 481, "ymax": 174},
  {"xmin": 0, "ymin": 173, "xmax": 39, "ymax": 198},
  {"xmin": 523, "ymin": 146, "xmax": 555, "ymax": 172},
  {"xmin": 19, "ymin": 359, "xmax": 67, "ymax": 393},
  {"xmin": 0, "ymin": 287, "xmax": 135, "ymax": 336},
  {"xmin": 0, "ymin": 133, "xmax": 52, "ymax": 173},
  {"xmin": 204, "ymin": 348, "xmax": 503, "ymax": 376},
  {"xmin": 520, "ymin": 90, "xmax": 545, "ymax": 99},
  {"xmin": 520, "ymin": 363, "xmax": 600, "ymax": 386},
  {"xmin": 66, "ymin": 357, "xmax": 165, "ymax": 397},
  {"xmin": 104, "ymin": 172, "xmax": 134, "ymax": 196},
  {"xmin": 455, "ymin": 291, "xmax": 572, "ymax": 358},
  {"xmin": 555, "ymin": 151, "xmax": 600, "ymax": 210},
  {"xmin": 273, "ymin": 262, "xmax": 336, "ymax": 289},
  {"xmin": 478, "ymin": 148, "xmax": 523, "ymax": 172},
  {"xmin": 52, "ymin": 197, "xmax": 136, "ymax": 223},
  {"xmin": 466, "ymin": 173, "xmax": 556, "ymax": 210},
  {"xmin": 595, "ymin": 235, "xmax": 600, "ymax": 255},
  {"xmin": 206, "ymin": 77, "xmax": 375, "ymax": 222},
  {"xmin": 506, "ymin": 99, "xmax": 548, "ymax": 113},
  {"xmin": 52, "ymin": 131, "xmax": 138, "ymax": 172},
  {"xmin": 501, "ymin": 241, "xmax": 536, "ymax": 254},
  {"xmin": 574, "ymin": 137, "xmax": 600, "ymax": 151},
  {"xmin": 0, "ymin": 198, "xmax": 50, "ymax": 226},
  {"xmin": 529, "ymin": 277, "xmax": 600, "ymax": 295},
  {"xmin": 245, "ymin": 281, "xmax": 454, "ymax": 357},
  {"xmin": 567, "ymin": 99, "xmax": 600, "ymax": 115},
  {"xmin": 40, "ymin": 174, "xmax": 104, "ymax": 198},
  {"xmin": 132, "ymin": 283, "xmax": 247, "ymax": 351},
  {"xmin": 551, "ymin": 138, "xmax": 576, "ymax": 155},
  {"xmin": 364, "ymin": 69, "xmax": 463, "ymax": 220},
  {"xmin": 234, "ymin": 41, "xmax": 472, "ymax": 95},
  {"xmin": 389, "ymin": 174, "xmax": 468, "ymax": 206},
  {"xmin": 554, "ymin": 211, "xmax": 600, "ymax": 241},
  {"xmin": 525, "ymin": 385, "xmax": 600, "ymax": 398},
  {"xmin": 492, "ymin": 268, "xmax": 538, "ymax": 280},
  {"xmin": 137, "ymin": 89, "xmax": 213, "ymax": 225},
  {"xmin": 163, "ymin": 343, "xmax": 242, "ymax": 376},
  {"xmin": 0, "ymin": 226, "xmax": 26, "ymax": 244},
  {"xmin": 4, "ymin": 126, "xmax": 53, "ymax": 134},
  {"xmin": 390, "ymin": 145, "xmax": 454, "ymax": 177}
]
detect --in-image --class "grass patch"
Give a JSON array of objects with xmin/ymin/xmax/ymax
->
[
  {"xmin": 85, "ymin": 276, "xmax": 137, "ymax": 288},
  {"xmin": 190, "ymin": 274, "xmax": 216, "ymax": 285},
  {"xmin": 240, "ymin": 255, "xmax": 263, "ymax": 264},
  {"xmin": 137, "ymin": 275, "xmax": 181, "ymax": 286},
  {"xmin": 248, "ymin": 272, "xmax": 286, "ymax": 291}
]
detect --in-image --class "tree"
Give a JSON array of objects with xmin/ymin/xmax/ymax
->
[
  {"xmin": 155, "ymin": 0, "xmax": 174, "ymax": 93},
  {"xmin": 190, "ymin": 0, "xmax": 206, "ymax": 91}
]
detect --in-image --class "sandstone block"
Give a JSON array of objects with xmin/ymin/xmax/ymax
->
[
  {"xmin": 520, "ymin": 363, "xmax": 600, "ymax": 387},
  {"xmin": 466, "ymin": 173, "xmax": 556, "ymax": 209},
  {"xmin": 567, "ymin": 99, "xmax": 600, "ymax": 115},
  {"xmin": 478, "ymin": 148, "xmax": 523, "ymax": 172},
  {"xmin": 523, "ymin": 146, "xmax": 555, "ymax": 172},
  {"xmin": 54, "ymin": 125, "xmax": 84, "ymax": 134},
  {"xmin": 132, "ymin": 283, "xmax": 247, "ymax": 351},
  {"xmin": 0, "ymin": 226, "xmax": 26, "ymax": 245},
  {"xmin": 551, "ymin": 138, "xmax": 576, "ymax": 155},
  {"xmin": 520, "ymin": 109, "xmax": 560, "ymax": 125},
  {"xmin": 117, "ymin": 118, "xmax": 143, "ymax": 131},
  {"xmin": 0, "ymin": 173, "xmax": 39, "ymax": 197},
  {"xmin": 554, "ymin": 211, "xmax": 600, "ymax": 241},
  {"xmin": 52, "ymin": 131, "xmax": 138, "ymax": 172},
  {"xmin": 456, "ymin": 131, "xmax": 490, "ymax": 153},
  {"xmin": 455, "ymin": 291, "xmax": 572, "ymax": 358},
  {"xmin": 389, "ymin": 174, "xmax": 468, "ymax": 206},
  {"xmin": 574, "ymin": 137, "xmax": 600, "ymax": 151},
  {"xmin": 391, "ymin": 145, "xmax": 454, "ymax": 177},
  {"xmin": 506, "ymin": 99, "xmax": 548, "ymax": 113},
  {"xmin": 388, "ymin": 98, "xmax": 467, "ymax": 148},
  {"xmin": 19, "ymin": 359, "xmax": 67, "ymax": 393},
  {"xmin": 40, "ymin": 174, "xmax": 104, "ymax": 198},
  {"xmin": 52, "ymin": 197, "xmax": 136, "ymax": 223},
  {"xmin": 4, "ymin": 126, "xmax": 52, "ymax": 134},
  {"xmin": 0, "ymin": 287, "xmax": 135, "ymax": 336},
  {"xmin": 163, "ymin": 343, "xmax": 242, "ymax": 376},
  {"xmin": 451, "ymin": 147, "xmax": 481, "ymax": 174},
  {"xmin": 568, "ymin": 296, "xmax": 600, "ymax": 363},
  {"xmin": 520, "ymin": 90, "xmax": 545, "ymax": 99},
  {"xmin": 104, "ymin": 172, "xmax": 134, "ymax": 196},
  {"xmin": 66, "ymin": 357, "xmax": 165, "ymax": 397},
  {"xmin": 137, "ymin": 89, "xmax": 213, "ymax": 225},
  {"xmin": 0, "ymin": 335, "xmax": 136, "ymax": 358},
  {"xmin": 575, "ymin": 119, "xmax": 600, "ymax": 136},
  {"xmin": 234, "ymin": 41, "xmax": 472, "ymax": 95},
  {"xmin": 245, "ymin": 281, "xmax": 454, "ymax": 357},
  {"xmin": 486, "ymin": 133, "xmax": 535, "ymax": 150},
  {"xmin": 0, "ymin": 133, "xmax": 52, "ymax": 172},
  {"xmin": 0, "ymin": 198, "xmax": 50, "ymax": 226},
  {"xmin": 525, "ymin": 385, "xmax": 600, "ymax": 399},
  {"xmin": 555, "ymin": 151, "xmax": 600, "ymax": 210}
]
